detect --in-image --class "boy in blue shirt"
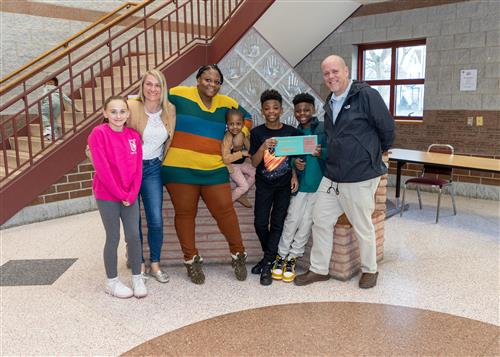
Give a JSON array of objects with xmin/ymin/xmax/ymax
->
[{"xmin": 272, "ymin": 93, "xmax": 325, "ymax": 283}]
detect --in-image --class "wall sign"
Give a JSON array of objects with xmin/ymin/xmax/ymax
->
[{"xmin": 460, "ymin": 69, "xmax": 477, "ymax": 91}]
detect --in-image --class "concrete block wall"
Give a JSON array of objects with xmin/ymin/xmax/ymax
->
[
  {"xmin": 295, "ymin": 0, "xmax": 500, "ymax": 198},
  {"xmin": 0, "ymin": 12, "xmax": 91, "ymax": 79},
  {"xmin": 296, "ymin": 0, "xmax": 500, "ymax": 109}
]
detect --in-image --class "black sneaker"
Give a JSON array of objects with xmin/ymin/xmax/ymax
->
[
  {"xmin": 184, "ymin": 255, "xmax": 205, "ymax": 284},
  {"xmin": 251, "ymin": 258, "xmax": 265, "ymax": 275},
  {"xmin": 260, "ymin": 261, "xmax": 273, "ymax": 286},
  {"xmin": 271, "ymin": 254, "xmax": 285, "ymax": 280},
  {"xmin": 231, "ymin": 252, "xmax": 247, "ymax": 281}
]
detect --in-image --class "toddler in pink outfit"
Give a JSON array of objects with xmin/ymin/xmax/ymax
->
[{"xmin": 222, "ymin": 109, "xmax": 255, "ymax": 208}]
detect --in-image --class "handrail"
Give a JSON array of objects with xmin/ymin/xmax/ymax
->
[
  {"xmin": 0, "ymin": 0, "xmax": 275, "ymax": 225},
  {"xmin": 0, "ymin": 1, "xmax": 140, "ymax": 86},
  {"xmin": 0, "ymin": 0, "xmax": 246, "ymax": 167},
  {"xmin": 0, "ymin": 0, "xmax": 153, "ymax": 94}
]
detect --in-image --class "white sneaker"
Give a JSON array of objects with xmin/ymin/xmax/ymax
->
[
  {"xmin": 132, "ymin": 275, "xmax": 148, "ymax": 298},
  {"xmin": 105, "ymin": 278, "xmax": 133, "ymax": 299},
  {"xmin": 43, "ymin": 127, "xmax": 52, "ymax": 137}
]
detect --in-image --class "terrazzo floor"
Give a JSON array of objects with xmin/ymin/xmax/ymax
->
[{"xmin": 1, "ymin": 188, "xmax": 499, "ymax": 356}]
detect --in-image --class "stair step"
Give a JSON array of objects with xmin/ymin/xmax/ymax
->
[
  {"xmin": 29, "ymin": 124, "xmax": 43, "ymax": 137},
  {"xmin": 79, "ymin": 86, "xmax": 117, "ymax": 101},
  {"xmin": 95, "ymin": 75, "xmax": 135, "ymax": 89},
  {"xmin": 0, "ymin": 150, "xmax": 29, "ymax": 170},
  {"xmin": 0, "ymin": 165, "xmax": 22, "ymax": 179},
  {"xmin": 126, "ymin": 54, "xmax": 159, "ymax": 67},
  {"xmin": 9, "ymin": 136, "xmax": 48, "ymax": 153},
  {"xmin": 74, "ymin": 99, "xmax": 104, "ymax": 111},
  {"xmin": 29, "ymin": 111, "xmax": 85, "ymax": 137},
  {"xmin": 113, "ymin": 65, "xmax": 149, "ymax": 79}
]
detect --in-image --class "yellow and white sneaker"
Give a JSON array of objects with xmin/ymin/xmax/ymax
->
[
  {"xmin": 271, "ymin": 255, "xmax": 285, "ymax": 280},
  {"xmin": 282, "ymin": 256, "xmax": 297, "ymax": 283}
]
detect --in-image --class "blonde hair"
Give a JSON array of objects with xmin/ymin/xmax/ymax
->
[{"xmin": 138, "ymin": 69, "xmax": 170, "ymax": 113}]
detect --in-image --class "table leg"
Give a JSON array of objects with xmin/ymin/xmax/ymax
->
[
  {"xmin": 386, "ymin": 160, "xmax": 408, "ymax": 219},
  {"xmin": 395, "ymin": 161, "xmax": 404, "ymax": 199}
]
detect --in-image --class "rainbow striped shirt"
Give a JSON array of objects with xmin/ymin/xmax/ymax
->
[{"xmin": 161, "ymin": 86, "xmax": 251, "ymax": 185}]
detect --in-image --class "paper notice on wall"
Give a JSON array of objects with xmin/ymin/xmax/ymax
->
[{"xmin": 460, "ymin": 69, "xmax": 477, "ymax": 91}]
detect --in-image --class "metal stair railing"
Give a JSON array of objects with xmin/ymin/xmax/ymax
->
[{"xmin": 0, "ymin": 0, "xmax": 244, "ymax": 182}]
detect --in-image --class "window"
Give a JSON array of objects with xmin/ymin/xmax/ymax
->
[{"xmin": 358, "ymin": 39, "xmax": 426, "ymax": 120}]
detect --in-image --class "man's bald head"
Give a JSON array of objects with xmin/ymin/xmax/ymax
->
[
  {"xmin": 321, "ymin": 55, "xmax": 348, "ymax": 70},
  {"xmin": 321, "ymin": 55, "xmax": 350, "ymax": 96}
]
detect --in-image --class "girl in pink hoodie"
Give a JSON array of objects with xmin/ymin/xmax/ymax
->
[{"xmin": 88, "ymin": 96, "xmax": 146, "ymax": 299}]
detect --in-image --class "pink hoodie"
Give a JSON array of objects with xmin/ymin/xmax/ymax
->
[{"xmin": 88, "ymin": 124, "xmax": 143, "ymax": 204}]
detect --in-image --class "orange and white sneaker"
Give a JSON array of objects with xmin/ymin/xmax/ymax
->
[
  {"xmin": 282, "ymin": 256, "xmax": 297, "ymax": 283},
  {"xmin": 271, "ymin": 255, "xmax": 285, "ymax": 280}
]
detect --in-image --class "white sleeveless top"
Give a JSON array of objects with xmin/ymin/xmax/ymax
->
[{"xmin": 142, "ymin": 110, "xmax": 169, "ymax": 160}]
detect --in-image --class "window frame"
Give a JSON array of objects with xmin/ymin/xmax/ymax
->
[{"xmin": 358, "ymin": 39, "xmax": 426, "ymax": 121}]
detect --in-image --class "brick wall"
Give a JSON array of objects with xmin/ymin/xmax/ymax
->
[
  {"xmin": 29, "ymin": 159, "xmax": 94, "ymax": 206},
  {"xmin": 390, "ymin": 109, "xmax": 500, "ymax": 187}
]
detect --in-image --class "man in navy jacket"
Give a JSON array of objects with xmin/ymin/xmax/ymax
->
[{"xmin": 295, "ymin": 55, "xmax": 395, "ymax": 289}]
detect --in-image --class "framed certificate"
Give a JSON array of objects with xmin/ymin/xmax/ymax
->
[{"xmin": 274, "ymin": 135, "xmax": 318, "ymax": 156}]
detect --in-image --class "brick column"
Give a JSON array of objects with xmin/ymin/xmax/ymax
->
[{"xmin": 298, "ymin": 175, "xmax": 387, "ymax": 280}]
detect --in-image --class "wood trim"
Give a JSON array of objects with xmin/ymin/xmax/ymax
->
[{"xmin": 352, "ymin": 0, "xmax": 470, "ymax": 17}]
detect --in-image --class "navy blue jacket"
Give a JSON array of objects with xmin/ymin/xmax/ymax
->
[{"xmin": 323, "ymin": 80, "xmax": 395, "ymax": 183}]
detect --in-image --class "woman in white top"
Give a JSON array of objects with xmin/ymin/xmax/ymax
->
[{"xmin": 127, "ymin": 69, "xmax": 176, "ymax": 282}]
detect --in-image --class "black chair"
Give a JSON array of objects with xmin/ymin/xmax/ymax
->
[{"xmin": 400, "ymin": 144, "xmax": 457, "ymax": 223}]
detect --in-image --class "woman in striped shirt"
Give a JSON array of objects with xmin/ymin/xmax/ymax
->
[{"xmin": 161, "ymin": 64, "xmax": 252, "ymax": 285}]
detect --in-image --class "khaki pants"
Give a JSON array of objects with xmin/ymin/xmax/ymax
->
[
  {"xmin": 310, "ymin": 176, "xmax": 380, "ymax": 275},
  {"xmin": 278, "ymin": 191, "xmax": 317, "ymax": 259}
]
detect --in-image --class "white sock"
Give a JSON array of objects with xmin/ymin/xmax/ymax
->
[
  {"xmin": 231, "ymin": 252, "xmax": 247, "ymax": 259},
  {"xmin": 107, "ymin": 277, "xmax": 119, "ymax": 284}
]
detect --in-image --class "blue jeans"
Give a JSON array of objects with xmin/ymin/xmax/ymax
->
[{"xmin": 139, "ymin": 158, "xmax": 164, "ymax": 263}]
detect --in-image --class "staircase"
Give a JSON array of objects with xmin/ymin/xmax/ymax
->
[{"xmin": 0, "ymin": 0, "xmax": 274, "ymax": 225}]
